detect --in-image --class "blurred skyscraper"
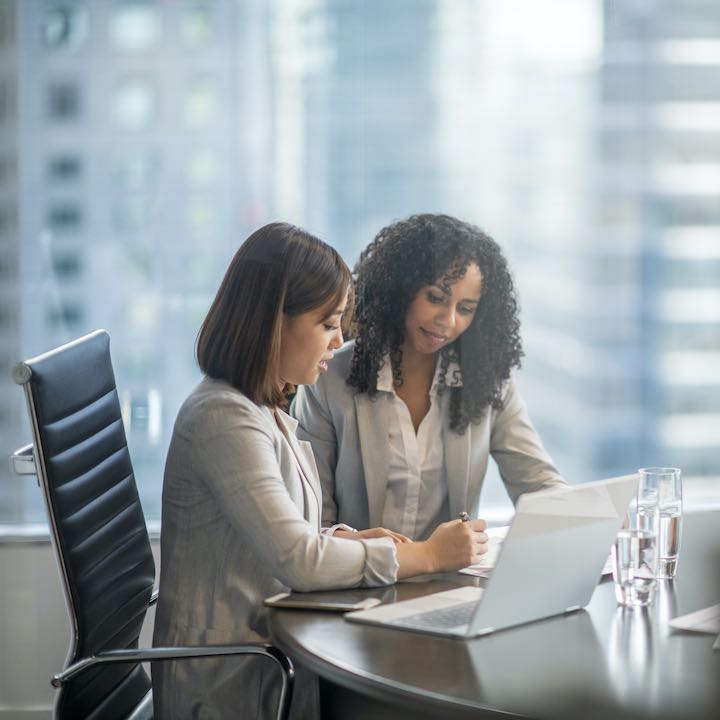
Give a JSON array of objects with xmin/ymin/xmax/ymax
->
[
  {"xmin": 272, "ymin": 0, "xmax": 443, "ymax": 256},
  {"xmin": 0, "ymin": 0, "xmax": 275, "ymax": 521},
  {"xmin": 0, "ymin": 0, "xmax": 24, "ymax": 520},
  {"xmin": 517, "ymin": 0, "xmax": 720, "ymax": 490}
]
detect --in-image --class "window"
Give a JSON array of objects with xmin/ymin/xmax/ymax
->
[
  {"xmin": 0, "ymin": 82, "xmax": 14, "ymax": 125},
  {"xmin": 47, "ymin": 204, "xmax": 82, "ymax": 232},
  {"xmin": 112, "ymin": 152, "xmax": 160, "ymax": 191},
  {"xmin": 0, "ymin": 205, "xmax": 9, "ymax": 235},
  {"xmin": 47, "ymin": 303, "xmax": 84, "ymax": 327},
  {"xmin": 0, "ymin": 155, "xmax": 16, "ymax": 188},
  {"xmin": 184, "ymin": 85, "xmax": 216, "ymax": 128},
  {"xmin": 180, "ymin": 7, "xmax": 213, "ymax": 48},
  {"xmin": 48, "ymin": 155, "xmax": 83, "ymax": 182},
  {"xmin": 52, "ymin": 253, "xmax": 82, "ymax": 279},
  {"xmin": 113, "ymin": 195, "xmax": 150, "ymax": 234},
  {"xmin": 187, "ymin": 196, "xmax": 216, "ymax": 236},
  {"xmin": 186, "ymin": 149, "xmax": 217, "ymax": 187},
  {"xmin": 47, "ymin": 82, "xmax": 81, "ymax": 121},
  {"xmin": 43, "ymin": 5, "xmax": 89, "ymax": 50},
  {"xmin": 114, "ymin": 78, "xmax": 156, "ymax": 128},
  {"xmin": 0, "ymin": 253, "xmax": 15, "ymax": 278},
  {"xmin": 110, "ymin": 3, "xmax": 160, "ymax": 52}
]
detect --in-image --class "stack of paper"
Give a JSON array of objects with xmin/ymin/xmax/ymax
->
[{"xmin": 668, "ymin": 604, "xmax": 720, "ymax": 651}]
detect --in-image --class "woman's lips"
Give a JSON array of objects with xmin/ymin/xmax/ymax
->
[{"xmin": 420, "ymin": 328, "xmax": 448, "ymax": 343}]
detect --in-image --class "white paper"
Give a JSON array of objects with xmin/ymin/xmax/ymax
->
[{"xmin": 669, "ymin": 604, "xmax": 720, "ymax": 634}]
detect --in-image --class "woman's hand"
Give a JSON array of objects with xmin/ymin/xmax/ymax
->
[
  {"xmin": 395, "ymin": 518, "xmax": 487, "ymax": 578},
  {"xmin": 425, "ymin": 518, "xmax": 488, "ymax": 571},
  {"xmin": 333, "ymin": 527, "xmax": 412, "ymax": 544}
]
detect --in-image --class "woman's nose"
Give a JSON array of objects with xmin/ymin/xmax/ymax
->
[
  {"xmin": 330, "ymin": 327, "xmax": 343, "ymax": 349},
  {"xmin": 436, "ymin": 305, "xmax": 456, "ymax": 329}
]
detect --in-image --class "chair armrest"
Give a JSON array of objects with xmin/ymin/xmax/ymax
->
[
  {"xmin": 52, "ymin": 643, "xmax": 293, "ymax": 686},
  {"xmin": 10, "ymin": 444, "xmax": 36, "ymax": 476},
  {"xmin": 52, "ymin": 643, "xmax": 294, "ymax": 720}
]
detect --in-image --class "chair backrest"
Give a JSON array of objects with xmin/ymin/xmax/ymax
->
[{"xmin": 14, "ymin": 330, "xmax": 155, "ymax": 720}]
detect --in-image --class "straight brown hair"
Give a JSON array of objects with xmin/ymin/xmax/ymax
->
[{"xmin": 197, "ymin": 222, "xmax": 352, "ymax": 406}]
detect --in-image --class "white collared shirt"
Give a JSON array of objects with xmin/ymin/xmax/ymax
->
[{"xmin": 377, "ymin": 354, "xmax": 462, "ymax": 540}]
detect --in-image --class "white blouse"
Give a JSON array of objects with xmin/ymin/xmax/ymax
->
[{"xmin": 376, "ymin": 356, "xmax": 462, "ymax": 540}]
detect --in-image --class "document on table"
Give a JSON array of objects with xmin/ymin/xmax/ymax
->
[
  {"xmin": 669, "ymin": 604, "xmax": 720, "ymax": 634},
  {"xmin": 459, "ymin": 525, "xmax": 614, "ymax": 578}
]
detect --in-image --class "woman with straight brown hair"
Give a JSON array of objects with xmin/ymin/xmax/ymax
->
[{"xmin": 152, "ymin": 222, "xmax": 488, "ymax": 720}]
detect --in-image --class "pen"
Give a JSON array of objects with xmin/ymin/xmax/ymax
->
[{"xmin": 459, "ymin": 511, "xmax": 470, "ymax": 522}]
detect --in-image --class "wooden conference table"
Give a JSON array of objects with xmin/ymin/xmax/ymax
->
[{"xmin": 269, "ymin": 510, "xmax": 720, "ymax": 720}]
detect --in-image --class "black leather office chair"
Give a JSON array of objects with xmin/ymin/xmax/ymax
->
[{"xmin": 11, "ymin": 330, "xmax": 294, "ymax": 720}]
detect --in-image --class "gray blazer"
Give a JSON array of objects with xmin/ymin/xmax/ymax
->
[
  {"xmin": 291, "ymin": 342, "xmax": 565, "ymax": 536},
  {"xmin": 152, "ymin": 377, "xmax": 397, "ymax": 720}
]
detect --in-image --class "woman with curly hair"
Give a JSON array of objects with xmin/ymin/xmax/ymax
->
[
  {"xmin": 153, "ymin": 221, "xmax": 488, "ymax": 719},
  {"xmin": 291, "ymin": 213, "xmax": 565, "ymax": 541}
]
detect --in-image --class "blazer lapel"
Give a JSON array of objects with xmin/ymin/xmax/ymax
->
[
  {"xmin": 274, "ymin": 410, "xmax": 322, "ymax": 529},
  {"xmin": 355, "ymin": 393, "xmax": 390, "ymax": 528},
  {"xmin": 441, "ymin": 393, "xmax": 472, "ymax": 519}
]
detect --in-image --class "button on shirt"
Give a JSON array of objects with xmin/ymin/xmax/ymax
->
[{"xmin": 377, "ymin": 355, "xmax": 462, "ymax": 541}]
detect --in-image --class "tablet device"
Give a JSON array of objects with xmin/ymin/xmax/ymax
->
[{"xmin": 265, "ymin": 590, "xmax": 383, "ymax": 612}]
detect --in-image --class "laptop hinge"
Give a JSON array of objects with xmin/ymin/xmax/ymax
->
[
  {"xmin": 475, "ymin": 627, "xmax": 495, "ymax": 636},
  {"xmin": 564, "ymin": 605, "xmax": 581, "ymax": 613}
]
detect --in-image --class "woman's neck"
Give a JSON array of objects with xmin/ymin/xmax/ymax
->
[
  {"xmin": 397, "ymin": 343, "xmax": 437, "ymax": 385},
  {"xmin": 395, "ymin": 344, "xmax": 437, "ymax": 432}
]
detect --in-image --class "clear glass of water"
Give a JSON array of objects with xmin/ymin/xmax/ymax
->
[
  {"xmin": 612, "ymin": 528, "xmax": 658, "ymax": 607},
  {"xmin": 638, "ymin": 467, "xmax": 682, "ymax": 579}
]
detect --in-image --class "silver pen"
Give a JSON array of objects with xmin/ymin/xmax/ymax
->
[{"xmin": 459, "ymin": 511, "xmax": 470, "ymax": 522}]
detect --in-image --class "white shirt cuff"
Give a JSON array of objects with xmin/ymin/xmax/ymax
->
[
  {"xmin": 361, "ymin": 537, "xmax": 399, "ymax": 586},
  {"xmin": 322, "ymin": 523, "xmax": 358, "ymax": 536}
]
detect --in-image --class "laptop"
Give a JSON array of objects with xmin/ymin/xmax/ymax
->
[{"xmin": 346, "ymin": 474, "xmax": 639, "ymax": 638}]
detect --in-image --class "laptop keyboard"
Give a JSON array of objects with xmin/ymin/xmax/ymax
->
[{"xmin": 390, "ymin": 600, "xmax": 477, "ymax": 630}]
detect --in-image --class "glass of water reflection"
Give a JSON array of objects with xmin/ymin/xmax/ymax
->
[
  {"xmin": 638, "ymin": 467, "xmax": 683, "ymax": 579},
  {"xmin": 612, "ymin": 528, "xmax": 658, "ymax": 607}
]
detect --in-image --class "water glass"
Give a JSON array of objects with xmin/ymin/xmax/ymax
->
[
  {"xmin": 612, "ymin": 528, "xmax": 658, "ymax": 607},
  {"xmin": 638, "ymin": 467, "xmax": 682, "ymax": 579}
]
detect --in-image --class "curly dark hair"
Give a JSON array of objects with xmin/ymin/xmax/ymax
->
[{"xmin": 347, "ymin": 213, "xmax": 523, "ymax": 432}]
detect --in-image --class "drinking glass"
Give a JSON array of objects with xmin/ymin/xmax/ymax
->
[
  {"xmin": 638, "ymin": 467, "xmax": 682, "ymax": 579},
  {"xmin": 612, "ymin": 528, "xmax": 658, "ymax": 607}
]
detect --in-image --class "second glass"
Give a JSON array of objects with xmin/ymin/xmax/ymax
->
[
  {"xmin": 612, "ymin": 528, "xmax": 658, "ymax": 607},
  {"xmin": 638, "ymin": 467, "xmax": 682, "ymax": 579}
]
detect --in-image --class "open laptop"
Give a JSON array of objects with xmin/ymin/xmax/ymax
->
[{"xmin": 346, "ymin": 474, "xmax": 639, "ymax": 638}]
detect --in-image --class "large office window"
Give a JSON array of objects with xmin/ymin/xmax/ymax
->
[{"xmin": 1, "ymin": 0, "xmax": 719, "ymax": 527}]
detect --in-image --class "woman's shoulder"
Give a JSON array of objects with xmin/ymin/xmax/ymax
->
[{"xmin": 175, "ymin": 377, "xmax": 269, "ymax": 435}]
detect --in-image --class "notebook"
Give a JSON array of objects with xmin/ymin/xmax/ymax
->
[{"xmin": 346, "ymin": 474, "xmax": 639, "ymax": 638}]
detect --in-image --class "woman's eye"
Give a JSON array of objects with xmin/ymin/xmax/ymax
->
[
  {"xmin": 324, "ymin": 324, "xmax": 340, "ymax": 331},
  {"xmin": 458, "ymin": 305, "xmax": 476, "ymax": 316},
  {"xmin": 427, "ymin": 292, "xmax": 444, "ymax": 304}
]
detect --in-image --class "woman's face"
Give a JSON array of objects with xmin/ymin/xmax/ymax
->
[
  {"xmin": 279, "ymin": 291, "xmax": 348, "ymax": 385},
  {"xmin": 402, "ymin": 262, "xmax": 482, "ymax": 356}
]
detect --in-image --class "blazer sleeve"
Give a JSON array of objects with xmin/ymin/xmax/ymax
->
[
  {"xmin": 192, "ymin": 397, "xmax": 396, "ymax": 590},
  {"xmin": 489, "ymin": 377, "xmax": 567, "ymax": 504},
  {"xmin": 291, "ymin": 382, "xmax": 340, "ymax": 528}
]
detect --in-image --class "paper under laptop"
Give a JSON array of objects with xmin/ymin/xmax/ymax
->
[{"xmin": 347, "ymin": 474, "xmax": 639, "ymax": 638}]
